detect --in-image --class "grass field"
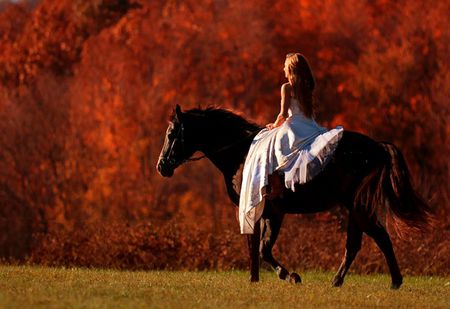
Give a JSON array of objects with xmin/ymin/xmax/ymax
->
[{"xmin": 0, "ymin": 266, "xmax": 449, "ymax": 308}]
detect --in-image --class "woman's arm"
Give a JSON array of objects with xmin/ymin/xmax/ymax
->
[{"xmin": 266, "ymin": 83, "xmax": 291, "ymax": 130}]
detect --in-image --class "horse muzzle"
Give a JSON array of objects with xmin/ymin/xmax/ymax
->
[{"xmin": 156, "ymin": 158, "xmax": 174, "ymax": 177}]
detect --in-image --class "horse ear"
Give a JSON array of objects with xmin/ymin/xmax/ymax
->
[{"xmin": 175, "ymin": 104, "xmax": 183, "ymax": 121}]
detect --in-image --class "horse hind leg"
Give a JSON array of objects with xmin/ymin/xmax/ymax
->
[
  {"xmin": 332, "ymin": 212, "xmax": 363, "ymax": 287},
  {"xmin": 339, "ymin": 207, "xmax": 403, "ymax": 289},
  {"xmin": 362, "ymin": 218, "xmax": 403, "ymax": 289}
]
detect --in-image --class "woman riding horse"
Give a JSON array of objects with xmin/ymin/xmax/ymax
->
[{"xmin": 156, "ymin": 54, "xmax": 430, "ymax": 289}]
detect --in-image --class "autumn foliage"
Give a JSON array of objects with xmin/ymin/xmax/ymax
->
[{"xmin": 0, "ymin": 0, "xmax": 448, "ymax": 275}]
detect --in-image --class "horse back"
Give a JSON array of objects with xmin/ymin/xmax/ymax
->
[
  {"xmin": 334, "ymin": 130, "xmax": 388, "ymax": 173},
  {"xmin": 278, "ymin": 130, "xmax": 388, "ymax": 214}
]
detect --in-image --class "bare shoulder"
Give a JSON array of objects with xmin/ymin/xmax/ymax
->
[
  {"xmin": 281, "ymin": 83, "xmax": 292, "ymax": 97},
  {"xmin": 281, "ymin": 82, "xmax": 292, "ymax": 91}
]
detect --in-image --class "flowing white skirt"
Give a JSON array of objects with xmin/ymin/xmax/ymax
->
[{"xmin": 239, "ymin": 113, "xmax": 343, "ymax": 234}]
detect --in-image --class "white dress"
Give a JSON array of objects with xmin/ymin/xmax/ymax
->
[{"xmin": 239, "ymin": 98, "xmax": 343, "ymax": 234}]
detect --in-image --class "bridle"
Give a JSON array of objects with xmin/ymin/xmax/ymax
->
[
  {"xmin": 159, "ymin": 121, "xmax": 258, "ymax": 167},
  {"xmin": 159, "ymin": 123, "xmax": 189, "ymax": 167}
]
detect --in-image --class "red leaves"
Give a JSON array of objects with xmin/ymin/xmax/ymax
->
[{"xmin": 0, "ymin": 0, "xmax": 447, "ymax": 272}]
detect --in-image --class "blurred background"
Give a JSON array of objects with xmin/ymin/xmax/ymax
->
[{"xmin": 0, "ymin": 0, "xmax": 448, "ymax": 274}]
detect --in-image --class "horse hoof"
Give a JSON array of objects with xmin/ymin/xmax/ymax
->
[
  {"xmin": 249, "ymin": 276, "xmax": 259, "ymax": 283},
  {"xmin": 331, "ymin": 276, "xmax": 344, "ymax": 287},
  {"xmin": 276, "ymin": 266, "xmax": 289, "ymax": 280},
  {"xmin": 390, "ymin": 277, "xmax": 403, "ymax": 289},
  {"xmin": 289, "ymin": 272, "xmax": 301, "ymax": 284}
]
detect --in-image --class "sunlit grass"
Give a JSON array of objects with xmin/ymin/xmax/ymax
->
[{"xmin": 0, "ymin": 266, "xmax": 448, "ymax": 308}]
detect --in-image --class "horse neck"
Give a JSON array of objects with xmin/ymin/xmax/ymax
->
[{"xmin": 195, "ymin": 119, "xmax": 256, "ymax": 177}]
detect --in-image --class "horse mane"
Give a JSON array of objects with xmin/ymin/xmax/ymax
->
[{"xmin": 184, "ymin": 106, "xmax": 262, "ymax": 133}]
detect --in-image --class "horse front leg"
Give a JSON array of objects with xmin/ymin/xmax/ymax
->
[
  {"xmin": 246, "ymin": 219, "xmax": 261, "ymax": 282},
  {"xmin": 260, "ymin": 214, "xmax": 288, "ymax": 280},
  {"xmin": 260, "ymin": 213, "xmax": 301, "ymax": 284}
]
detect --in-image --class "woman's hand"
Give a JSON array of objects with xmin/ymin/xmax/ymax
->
[
  {"xmin": 273, "ymin": 114, "xmax": 286, "ymax": 128},
  {"xmin": 266, "ymin": 84, "xmax": 290, "ymax": 131}
]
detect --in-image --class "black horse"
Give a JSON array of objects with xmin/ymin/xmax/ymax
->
[{"xmin": 156, "ymin": 104, "xmax": 430, "ymax": 289}]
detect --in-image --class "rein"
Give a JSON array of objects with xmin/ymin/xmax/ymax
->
[
  {"xmin": 185, "ymin": 131, "xmax": 256, "ymax": 162},
  {"xmin": 161, "ymin": 122, "xmax": 259, "ymax": 166},
  {"xmin": 184, "ymin": 127, "xmax": 258, "ymax": 163}
]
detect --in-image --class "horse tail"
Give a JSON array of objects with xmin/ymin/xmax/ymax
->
[{"xmin": 354, "ymin": 142, "xmax": 432, "ymax": 237}]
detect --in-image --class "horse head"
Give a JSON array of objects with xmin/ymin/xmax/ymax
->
[{"xmin": 156, "ymin": 104, "xmax": 198, "ymax": 177}]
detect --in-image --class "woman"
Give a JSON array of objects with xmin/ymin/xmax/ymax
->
[{"xmin": 239, "ymin": 53, "xmax": 343, "ymax": 234}]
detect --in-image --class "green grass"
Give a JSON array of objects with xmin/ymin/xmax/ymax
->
[{"xmin": 0, "ymin": 266, "xmax": 448, "ymax": 308}]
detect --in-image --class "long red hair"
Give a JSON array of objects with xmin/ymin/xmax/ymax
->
[{"xmin": 285, "ymin": 53, "xmax": 315, "ymax": 118}]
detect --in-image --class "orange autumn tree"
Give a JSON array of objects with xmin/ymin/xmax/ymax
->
[{"xmin": 0, "ymin": 0, "xmax": 447, "ymax": 272}]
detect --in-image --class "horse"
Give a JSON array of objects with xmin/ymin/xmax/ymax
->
[{"xmin": 156, "ymin": 104, "xmax": 431, "ymax": 289}]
